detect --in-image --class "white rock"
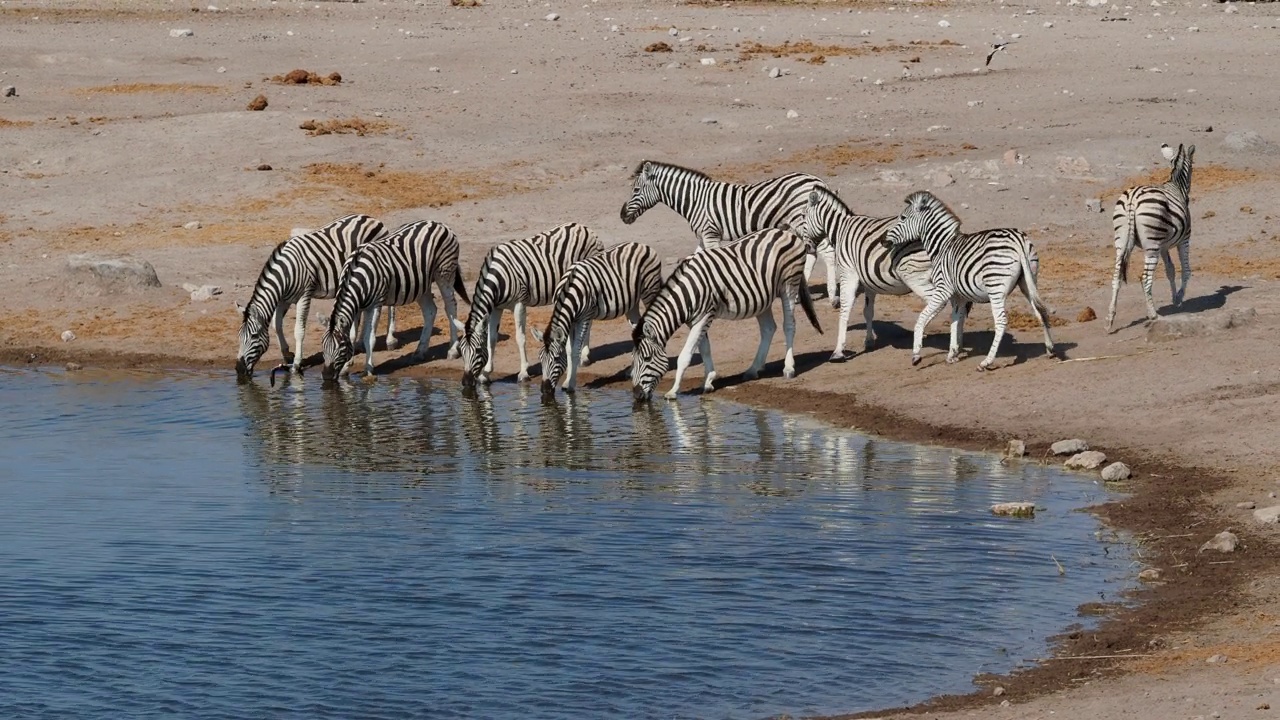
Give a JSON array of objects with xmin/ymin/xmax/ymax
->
[
  {"xmin": 1051, "ymin": 439, "xmax": 1089, "ymax": 455},
  {"xmin": 169, "ymin": 28, "xmax": 194, "ymax": 38},
  {"xmin": 610, "ymin": 24, "xmax": 619, "ymax": 32},
  {"xmin": 216, "ymin": 66, "xmax": 227, "ymax": 73},
  {"xmin": 1207, "ymin": 653, "xmax": 1229, "ymax": 664},
  {"xmin": 769, "ymin": 66, "xmax": 782, "ymax": 78},
  {"xmin": 1138, "ymin": 568, "xmax": 1162, "ymax": 582},
  {"xmin": 1200, "ymin": 531, "xmax": 1238, "ymax": 553},
  {"xmin": 1253, "ymin": 505, "xmax": 1280, "ymax": 525},
  {"xmin": 700, "ymin": 58, "xmax": 716, "ymax": 66},
  {"xmin": 937, "ymin": 19, "xmax": 951, "ymax": 27},
  {"xmin": 992, "ymin": 502, "xmax": 1036, "ymax": 518},
  {"xmin": 1005, "ymin": 439, "xmax": 1027, "ymax": 458},
  {"xmin": 1011, "ymin": 32, "xmax": 1022, "ymax": 38},
  {"xmin": 183, "ymin": 221, "xmax": 202, "ymax": 230},
  {"xmin": 1237, "ymin": 501, "xmax": 1256, "ymax": 510},
  {"xmin": 700, "ymin": 117, "xmax": 718, "ymax": 124},
  {"xmin": 1224, "ymin": 3, "xmax": 1238, "ymax": 12},
  {"xmin": 545, "ymin": 12, "xmax": 559, "ymax": 20},
  {"xmin": 669, "ymin": 27, "xmax": 679, "ymax": 36},
  {"xmin": 967, "ymin": 99, "xmax": 984, "ymax": 107},
  {"xmin": 993, "ymin": 686, "xmax": 1006, "ymax": 696},
  {"xmin": 860, "ymin": 29, "xmax": 872, "ymax": 36},
  {"xmin": 191, "ymin": 285, "xmax": 222, "ymax": 302},
  {"xmin": 510, "ymin": 69, "xmax": 519, "ymax": 74},
  {"xmin": 1086, "ymin": 198, "xmax": 1103, "ymax": 213},
  {"xmin": 1065, "ymin": 451, "xmax": 1108, "ymax": 470},
  {"xmin": 1101, "ymin": 462, "xmax": 1131, "ymax": 482},
  {"xmin": 1, "ymin": 85, "xmax": 15, "ymax": 98},
  {"xmin": 1188, "ymin": 26, "xmax": 1200, "ymax": 31},
  {"xmin": 67, "ymin": 254, "xmax": 162, "ymax": 288},
  {"xmin": 429, "ymin": 66, "xmax": 440, "ymax": 72},
  {"xmin": 786, "ymin": 109, "xmax": 799, "ymax": 119},
  {"xmin": 61, "ymin": 330, "xmax": 76, "ymax": 343},
  {"xmin": 1043, "ymin": 21, "xmax": 1054, "ymax": 27}
]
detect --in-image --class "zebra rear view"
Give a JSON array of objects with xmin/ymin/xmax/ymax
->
[
  {"xmin": 457, "ymin": 222, "xmax": 605, "ymax": 387},
  {"xmin": 235, "ymin": 213, "xmax": 386, "ymax": 384},
  {"xmin": 618, "ymin": 160, "xmax": 840, "ymax": 303},
  {"xmin": 885, "ymin": 191, "xmax": 1056, "ymax": 371},
  {"xmin": 630, "ymin": 228, "xmax": 823, "ymax": 402},
  {"xmin": 320, "ymin": 220, "xmax": 469, "ymax": 383},
  {"xmin": 533, "ymin": 242, "xmax": 663, "ymax": 397},
  {"xmin": 1106, "ymin": 142, "xmax": 1195, "ymax": 332}
]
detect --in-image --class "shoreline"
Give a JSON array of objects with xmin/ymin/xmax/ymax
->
[{"xmin": 5, "ymin": 342, "xmax": 1271, "ymax": 719}]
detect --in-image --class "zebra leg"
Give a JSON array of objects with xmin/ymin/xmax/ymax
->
[
  {"xmin": 361, "ymin": 306, "xmax": 379, "ymax": 376},
  {"xmin": 513, "ymin": 303, "xmax": 532, "ymax": 382},
  {"xmin": 698, "ymin": 322, "xmax": 717, "ymax": 393},
  {"xmin": 745, "ymin": 308, "xmax": 777, "ymax": 380},
  {"xmin": 291, "ymin": 294, "xmax": 312, "ymax": 373},
  {"xmin": 823, "ymin": 245, "xmax": 839, "ymax": 310},
  {"xmin": 1105, "ymin": 245, "xmax": 1125, "ymax": 333},
  {"xmin": 565, "ymin": 320, "xmax": 582, "ymax": 393},
  {"xmin": 579, "ymin": 320, "xmax": 593, "ymax": 367},
  {"xmin": 386, "ymin": 305, "xmax": 400, "ymax": 351},
  {"xmin": 832, "ymin": 272, "xmax": 858, "ymax": 362},
  {"xmin": 483, "ymin": 312, "xmax": 499, "ymax": 381},
  {"xmin": 274, "ymin": 304, "xmax": 291, "ymax": 364},
  {"xmin": 947, "ymin": 299, "xmax": 968, "ymax": 364},
  {"xmin": 441, "ymin": 282, "xmax": 462, "ymax": 360},
  {"xmin": 979, "ymin": 293, "xmax": 1008, "ymax": 371},
  {"xmin": 1161, "ymin": 248, "xmax": 1177, "ymax": 308},
  {"xmin": 668, "ymin": 316, "xmax": 711, "ymax": 400},
  {"xmin": 1019, "ymin": 276, "xmax": 1057, "ymax": 358},
  {"xmin": 862, "ymin": 288, "xmax": 878, "ymax": 353},
  {"xmin": 1175, "ymin": 239, "xmax": 1191, "ymax": 307},
  {"xmin": 414, "ymin": 295, "xmax": 437, "ymax": 361},
  {"xmin": 781, "ymin": 291, "xmax": 799, "ymax": 379},
  {"xmin": 911, "ymin": 293, "xmax": 950, "ymax": 366},
  {"xmin": 1141, "ymin": 250, "xmax": 1160, "ymax": 323}
]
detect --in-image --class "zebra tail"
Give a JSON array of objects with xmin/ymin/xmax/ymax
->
[
  {"xmin": 798, "ymin": 279, "xmax": 823, "ymax": 335},
  {"xmin": 453, "ymin": 268, "xmax": 472, "ymax": 305},
  {"xmin": 1018, "ymin": 246, "xmax": 1052, "ymax": 318},
  {"xmin": 1116, "ymin": 201, "xmax": 1138, "ymax": 285}
]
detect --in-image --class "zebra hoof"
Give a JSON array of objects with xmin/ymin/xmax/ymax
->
[
  {"xmin": 783, "ymin": 367, "xmax": 796, "ymax": 380},
  {"xmin": 387, "ymin": 338, "xmax": 401, "ymax": 351},
  {"xmin": 663, "ymin": 389, "xmax": 679, "ymax": 400},
  {"xmin": 580, "ymin": 356, "xmax": 592, "ymax": 367},
  {"xmin": 704, "ymin": 370, "xmax": 718, "ymax": 388},
  {"xmin": 411, "ymin": 351, "xmax": 428, "ymax": 362},
  {"xmin": 829, "ymin": 351, "xmax": 852, "ymax": 363},
  {"xmin": 742, "ymin": 369, "xmax": 758, "ymax": 381},
  {"xmin": 946, "ymin": 355, "xmax": 961, "ymax": 365},
  {"xmin": 911, "ymin": 355, "xmax": 921, "ymax": 367},
  {"xmin": 517, "ymin": 372, "xmax": 531, "ymax": 382},
  {"xmin": 976, "ymin": 362, "xmax": 993, "ymax": 372}
]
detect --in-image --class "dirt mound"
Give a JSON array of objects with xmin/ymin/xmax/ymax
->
[{"xmin": 272, "ymin": 70, "xmax": 343, "ymax": 86}]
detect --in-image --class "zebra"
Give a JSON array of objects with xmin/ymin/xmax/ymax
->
[
  {"xmin": 631, "ymin": 228, "xmax": 823, "ymax": 402},
  {"xmin": 796, "ymin": 186, "xmax": 935, "ymax": 362},
  {"xmin": 618, "ymin": 160, "xmax": 841, "ymax": 305},
  {"xmin": 1106, "ymin": 142, "xmax": 1195, "ymax": 333},
  {"xmin": 531, "ymin": 242, "xmax": 663, "ymax": 397},
  {"xmin": 235, "ymin": 213, "xmax": 387, "ymax": 384},
  {"xmin": 883, "ymin": 191, "xmax": 1056, "ymax": 371},
  {"xmin": 320, "ymin": 220, "xmax": 470, "ymax": 382},
  {"xmin": 457, "ymin": 222, "xmax": 605, "ymax": 387}
]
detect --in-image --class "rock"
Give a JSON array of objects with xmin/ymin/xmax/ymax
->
[
  {"xmin": 509, "ymin": 69, "xmax": 519, "ymax": 74},
  {"xmin": 1222, "ymin": 130, "xmax": 1277, "ymax": 155},
  {"xmin": 544, "ymin": 12, "xmax": 559, "ymax": 20},
  {"xmin": 1085, "ymin": 198, "xmax": 1103, "ymax": 213},
  {"xmin": 257, "ymin": 164, "xmax": 272, "ymax": 171},
  {"xmin": 701, "ymin": 117, "xmax": 718, "ymax": 124},
  {"xmin": 1223, "ymin": 3, "xmax": 1237, "ymax": 12},
  {"xmin": 1254, "ymin": 505, "xmax": 1280, "ymax": 525},
  {"xmin": 190, "ymin": 285, "xmax": 222, "ymax": 302},
  {"xmin": 1056, "ymin": 156, "xmax": 1091, "ymax": 176},
  {"xmin": 1100, "ymin": 462, "xmax": 1131, "ymax": 481},
  {"xmin": 1005, "ymin": 439, "xmax": 1027, "ymax": 458},
  {"xmin": 184, "ymin": 221, "xmax": 202, "ymax": 230},
  {"xmin": 1000, "ymin": 700, "xmax": 1010, "ymax": 708},
  {"xmin": 1200, "ymin": 531, "xmax": 1238, "ymax": 553},
  {"xmin": 700, "ymin": 58, "xmax": 716, "ymax": 66},
  {"xmin": 1237, "ymin": 501, "xmax": 1256, "ymax": 510},
  {"xmin": 669, "ymin": 27, "xmax": 679, "ymax": 36},
  {"xmin": 930, "ymin": 171, "xmax": 955, "ymax": 188},
  {"xmin": 1043, "ymin": 21, "xmax": 1054, "ymax": 27},
  {"xmin": 992, "ymin": 502, "xmax": 1036, "ymax": 518},
  {"xmin": 993, "ymin": 686, "xmax": 1005, "ymax": 696},
  {"xmin": 283, "ymin": 69, "xmax": 311, "ymax": 84},
  {"xmin": 878, "ymin": 170, "xmax": 906, "ymax": 184},
  {"xmin": 181, "ymin": 283, "xmax": 199, "ymax": 293},
  {"xmin": 786, "ymin": 109, "xmax": 799, "ymax": 119},
  {"xmin": 246, "ymin": 94, "xmax": 268, "ymax": 111},
  {"xmin": 169, "ymin": 28, "xmax": 194, "ymax": 38},
  {"xmin": 65, "ymin": 362, "xmax": 83, "ymax": 371},
  {"xmin": 769, "ymin": 66, "xmax": 782, "ymax": 78},
  {"xmin": 1065, "ymin": 451, "xmax": 1108, "ymax": 470},
  {"xmin": 66, "ymin": 254, "xmax": 161, "ymax": 288},
  {"xmin": 967, "ymin": 100, "xmax": 984, "ymax": 107},
  {"xmin": 1146, "ymin": 307, "xmax": 1257, "ymax": 343},
  {"xmin": 2, "ymin": 85, "xmax": 15, "ymax": 98},
  {"xmin": 645, "ymin": 42, "xmax": 673, "ymax": 52},
  {"xmin": 1207, "ymin": 653, "xmax": 1228, "ymax": 664},
  {"xmin": 1051, "ymin": 439, "xmax": 1089, "ymax": 455},
  {"xmin": 937, "ymin": 20, "xmax": 951, "ymax": 27},
  {"xmin": 60, "ymin": 330, "xmax": 76, "ymax": 343},
  {"xmin": 1002, "ymin": 149, "xmax": 1023, "ymax": 166},
  {"xmin": 1077, "ymin": 306, "xmax": 1097, "ymax": 322},
  {"xmin": 1138, "ymin": 568, "xmax": 1162, "ymax": 582}
]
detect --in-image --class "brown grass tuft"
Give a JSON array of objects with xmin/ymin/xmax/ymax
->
[
  {"xmin": 298, "ymin": 162, "xmax": 529, "ymax": 212},
  {"xmin": 738, "ymin": 39, "xmax": 953, "ymax": 62},
  {"xmin": 718, "ymin": 140, "xmax": 918, "ymax": 181},
  {"xmin": 1100, "ymin": 164, "xmax": 1274, "ymax": 199},
  {"xmin": 272, "ymin": 69, "xmax": 343, "ymax": 86},
  {"xmin": 298, "ymin": 117, "xmax": 397, "ymax": 137},
  {"xmin": 644, "ymin": 41, "xmax": 673, "ymax": 52},
  {"xmin": 71, "ymin": 83, "xmax": 223, "ymax": 96},
  {"xmin": 0, "ymin": 117, "xmax": 35, "ymax": 129},
  {"xmin": 1008, "ymin": 309, "xmax": 1070, "ymax": 330},
  {"xmin": 1131, "ymin": 635, "xmax": 1280, "ymax": 675}
]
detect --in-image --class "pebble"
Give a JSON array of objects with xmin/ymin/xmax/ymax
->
[
  {"xmin": 190, "ymin": 285, "xmax": 222, "ymax": 302},
  {"xmin": 510, "ymin": 69, "xmax": 519, "ymax": 74},
  {"xmin": 669, "ymin": 27, "xmax": 679, "ymax": 36},
  {"xmin": 700, "ymin": 117, "xmax": 718, "ymax": 124},
  {"xmin": 1200, "ymin": 531, "xmax": 1238, "ymax": 553},
  {"xmin": 65, "ymin": 362, "xmax": 83, "ymax": 371},
  {"xmin": 1138, "ymin": 568, "xmax": 1162, "ymax": 582},
  {"xmin": 1065, "ymin": 451, "xmax": 1108, "ymax": 470},
  {"xmin": 169, "ymin": 28, "xmax": 194, "ymax": 38},
  {"xmin": 991, "ymin": 502, "xmax": 1036, "ymax": 518},
  {"xmin": 1237, "ymin": 501, "xmax": 1256, "ymax": 510},
  {"xmin": 1253, "ymin": 505, "xmax": 1280, "ymax": 525},
  {"xmin": 1101, "ymin": 461, "xmax": 1131, "ymax": 482},
  {"xmin": 545, "ymin": 12, "xmax": 559, "ymax": 21},
  {"xmin": 1043, "ymin": 21, "xmax": 1054, "ymax": 27},
  {"xmin": 1004, "ymin": 439, "xmax": 1027, "ymax": 458},
  {"xmin": 993, "ymin": 686, "xmax": 1005, "ymax": 696},
  {"xmin": 1051, "ymin": 438, "xmax": 1089, "ymax": 455},
  {"xmin": 1207, "ymin": 653, "xmax": 1228, "ymax": 664},
  {"xmin": 429, "ymin": 66, "xmax": 440, "ymax": 72},
  {"xmin": 611, "ymin": 24, "xmax": 620, "ymax": 32},
  {"xmin": 2, "ymin": 85, "xmax": 15, "ymax": 97},
  {"xmin": 938, "ymin": 20, "xmax": 951, "ymax": 27},
  {"xmin": 217, "ymin": 66, "xmax": 227, "ymax": 73},
  {"xmin": 786, "ymin": 109, "xmax": 799, "ymax": 119},
  {"xmin": 60, "ymin": 330, "xmax": 76, "ymax": 343},
  {"xmin": 769, "ymin": 66, "xmax": 782, "ymax": 78},
  {"xmin": 967, "ymin": 100, "xmax": 984, "ymax": 107},
  {"xmin": 700, "ymin": 58, "xmax": 716, "ymax": 66},
  {"xmin": 183, "ymin": 221, "xmax": 202, "ymax": 230},
  {"xmin": 1086, "ymin": 198, "xmax": 1103, "ymax": 213}
]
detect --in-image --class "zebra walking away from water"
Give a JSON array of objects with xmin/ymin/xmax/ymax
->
[
  {"xmin": 457, "ymin": 223, "xmax": 605, "ymax": 386},
  {"xmin": 235, "ymin": 213, "xmax": 387, "ymax": 383},
  {"xmin": 619, "ymin": 160, "xmax": 841, "ymax": 305},
  {"xmin": 884, "ymin": 191, "xmax": 1056, "ymax": 371},
  {"xmin": 631, "ymin": 228, "xmax": 823, "ymax": 402},
  {"xmin": 532, "ymin": 242, "xmax": 663, "ymax": 397},
  {"xmin": 797, "ymin": 187, "xmax": 935, "ymax": 362},
  {"xmin": 1106, "ymin": 143, "xmax": 1195, "ymax": 333},
  {"xmin": 320, "ymin": 220, "xmax": 469, "ymax": 382}
]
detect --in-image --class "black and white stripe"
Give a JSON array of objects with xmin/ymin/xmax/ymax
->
[
  {"xmin": 1106, "ymin": 142, "xmax": 1195, "ymax": 332},
  {"xmin": 798, "ymin": 187, "xmax": 934, "ymax": 362},
  {"xmin": 630, "ymin": 228, "xmax": 823, "ymax": 401},
  {"xmin": 320, "ymin": 220, "xmax": 470, "ymax": 381},
  {"xmin": 457, "ymin": 222, "xmax": 605, "ymax": 386},
  {"xmin": 884, "ymin": 191, "xmax": 1056, "ymax": 370},
  {"xmin": 235, "ymin": 213, "xmax": 386, "ymax": 382},
  {"xmin": 618, "ymin": 160, "xmax": 839, "ymax": 301},
  {"xmin": 533, "ymin": 242, "xmax": 663, "ymax": 397}
]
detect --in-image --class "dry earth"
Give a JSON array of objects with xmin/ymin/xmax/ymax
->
[{"xmin": 3, "ymin": 0, "xmax": 1280, "ymax": 718}]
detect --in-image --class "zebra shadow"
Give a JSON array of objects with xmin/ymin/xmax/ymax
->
[
  {"xmin": 868, "ymin": 321, "xmax": 1075, "ymax": 366},
  {"xmin": 1113, "ymin": 284, "xmax": 1246, "ymax": 332},
  {"xmin": 689, "ymin": 349, "xmax": 831, "ymax": 393}
]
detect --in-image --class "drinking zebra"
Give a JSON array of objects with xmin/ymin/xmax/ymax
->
[
  {"xmin": 532, "ymin": 242, "xmax": 663, "ymax": 397},
  {"xmin": 457, "ymin": 223, "xmax": 605, "ymax": 386},
  {"xmin": 235, "ymin": 214, "xmax": 386, "ymax": 384},
  {"xmin": 797, "ymin": 187, "xmax": 935, "ymax": 362},
  {"xmin": 631, "ymin": 228, "xmax": 823, "ymax": 402},
  {"xmin": 618, "ymin": 160, "xmax": 840, "ymax": 304},
  {"xmin": 884, "ymin": 191, "xmax": 1056, "ymax": 371},
  {"xmin": 320, "ymin": 220, "xmax": 470, "ymax": 382},
  {"xmin": 1106, "ymin": 143, "xmax": 1195, "ymax": 333}
]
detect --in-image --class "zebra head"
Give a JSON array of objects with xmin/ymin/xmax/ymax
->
[
  {"xmin": 629, "ymin": 327, "xmax": 668, "ymax": 402},
  {"xmin": 620, "ymin": 161, "xmax": 660, "ymax": 225},
  {"xmin": 457, "ymin": 324, "xmax": 490, "ymax": 388},
  {"xmin": 538, "ymin": 327, "xmax": 566, "ymax": 398},
  {"xmin": 235, "ymin": 304, "xmax": 270, "ymax": 382},
  {"xmin": 320, "ymin": 324, "xmax": 353, "ymax": 385},
  {"xmin": 795, "ymin": 189, "xmax": 830, "ymax": 252},
  {"xmin": 885, "ymin": 191, "xmax": 942, "ymax": 249}
]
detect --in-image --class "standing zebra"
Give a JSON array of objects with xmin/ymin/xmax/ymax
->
[
  {"xmin": 631, "ymin": 228, "xmax": 823, "ymax": 402},
  {"xmin": 884, "ymin": 191, "xmax": 1056, "ymax": 371},
  {"xmin": 320, "ymin": 220, "xmax": 470, "ymax": 382},
  {"xmin": 797, "ymin": 187, "xmax": 935, "ymax": 362},
  {"xmin": 619, "ymin": 160, "xmax": 840, "ymax": 304},
  {"xmin": 235, "ymin": 214, "xmax": 386, "ymax": 383},
  {"xmin": 532, "ymin": 242, "xmax": 663, "ymax": 397},
  {"xmin": 457, "ymin": 223, "xmax": 605, "ymax": 386},
  {"xmin": 1106, "ymin": 143, "xmax": 1195, "ymax": 333}
]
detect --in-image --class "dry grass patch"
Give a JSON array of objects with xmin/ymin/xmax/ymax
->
[
  {"xmin": 0, "ymin": 7, "xmax": 198, "ymax": 21},
  {"xmin": 299, "ymin": 117, "xmax": 398, "ymax": 137},
  {"xmin": 0, "ymin": 118, "xmax": 35, "ymax": 129},
  {"xmin": 718, "ymin": 140, "xmax": 921, "ymax": 181},
  {"xmin": 298, "ymin": 163, "xmax": 530, "ymax": 213},
  {"xmin": 1132, "ymin": 634, "xmax": 1280, "ymax": 675},
  {"xmin": 738, "ymin": 39, "xmax": 956, "ymax": 62},
  {"xmin": 1198, "ymin": 250, "xmax": 1280, "ymax": 280},
  {"xmin": 270, "ymin": 69, "xmax": 343, "ymax": 86},
  {"xmin": 1100, "ymin": 165, "xmax": 1273, "ymax": 199},
  {"xmin": 1007, "ymin": 309, "xmax": 1070, "ymax": 330},
  {"xmin": 71, "ymin": 83, "xmax": 224, "ymax": 96}
]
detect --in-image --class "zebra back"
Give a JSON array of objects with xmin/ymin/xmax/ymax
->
[
  {"xmin": 806, "ymin": 187, "xmax": 929, "ymax": 295},
  {"xmin": 543, "ymin": 242, "xmax": 662, "ymax": 357}
]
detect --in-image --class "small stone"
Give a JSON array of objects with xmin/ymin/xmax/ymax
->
[
  {"xmin": 786, "ymin": 109, "xmax": 799, "ymax": 119},
  {"xmin": 2, "ymin": 85, "xmax": 15, "ymax": 97},
  {"xmin": 1065, "ymin": 451, "xmax": 1108, "ymax": 470},
  {"xmin": 1237, "ymin": 501, "xmax": 1256, "ymax": 510},
  {"xmin": 545, "ymin": 12, "xmax": 559, "ymax": 20},
  {"xmin": 1043, "ymin": 21, "xmax": 1054, "ymax": 27},
  {"xmin": 1004, "ymin": 439, "xmax": 1027, "ymax": 458},
  {"xmin": 1253, "ymin": 505, "xmax": 1280, "ymax": 525},
  {"xmin": 169, "ymin": 28, "xmax": 194, "ymax": 38},
  {"xmin": 1000, "ymin": 700, "xmax": 1010, "ymax": 708},
  {"xmin": 191, "ymin": 285, "xmax": 222, "ymax": 302},
  {"xmin": 1138, "ymin": 568, "xmax": 1162, "ymax": 582},
  {"xmin": 769, "ymin": 66, "xmax": 782, "ymax": 78},
  {"xmin": 611, "ymin": 24, "xmax": 620, "ymax": 32},
  {"xmin": 1077, "ymin": 306, "xmax": 1098, "ymax": 323},
  {"xmin": 1207, "ymin": 653, "xmax": 1228, "ymax": 664},
  {"xmin": 429, "ymin": 66, "xmax": 440, "ymax": 72},
  {"xmin": 992, "ymin": 502, "xmax": 1036, "ymax": 518},
  {"xmin": 184, "ymin": 221, "xmax": 202, "ymax": 230},
  {"xmin": 217, "ymin": 66, "xmax": 227, "ymax": 73},
  {"xmin": 246, "ymin": 94, "xmax": 268, "ymax": 111},
  {"xmin": 67, "ymin": 254, "xmax": 162, "ymax": 288},
  {"xmin": 700, "ymin": 58, "xmax": 716, "ymax": 66},
  {"xmin": 1100, "ymin": 461, "xmax": 1130, "ymax": 481},
  {"xmin": 1201, "ymin": 531, "xmax": 1239, "ymax": 553},
  {"xmin": 938, "ymin": 19, "xmax": 951, "ymax": 27},
  {"xmin": 669, "ymin": 27, "xmax": 679, "ymax": 36},
  {"xmin": 701, "ymin": 117, "xmax": 718, "ymax": 124},
  {"xmin": 60, "ymin": 330, "xmax": 76, "ymax": 343},
  {"xmin": 510, "ymin": 69, "xmax": 519, "ymax": 74},
  {"xmin": 993, "ymin": 686, "xmax": 1005, "ymax": 696},
  {"xmin": 1002, "ymin": 149, "xmax": 1023, "ymax": 166},
  {"xmin": 257, "ymin": 164, "xmax": 272, "ymax": 171},
  {"xmin": 65, "ymin": 362, "xmax": 83, "ymax": 371},
  {"xmin": 1224, "ymin": 3, "xmax": 1237, "ymax": 12},
  {"xmin": 1086, "ymin": 198, "xmax": 1103, "ymax": 213},
  {"xmin": 1051, "ymin": 439, "xmax": 1089, "ymax": 455},
  {"xmin": 967, "ymin": 100, "xmax": 984, "ymax": 107}
]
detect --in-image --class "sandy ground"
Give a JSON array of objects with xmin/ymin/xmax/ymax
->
[{"xmin": 3, "ymin": 0, "xmax": 1280, "ymax": 717}]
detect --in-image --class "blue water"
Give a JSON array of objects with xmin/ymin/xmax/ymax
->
[{"xmin": 0, "ymin": 368, "xmax": 1132, "ymax": 720}]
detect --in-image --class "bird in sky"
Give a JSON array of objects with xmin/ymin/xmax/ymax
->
[{"xmin": 985, "ymin": 42, "xmax": 1012, "ymax": 67}]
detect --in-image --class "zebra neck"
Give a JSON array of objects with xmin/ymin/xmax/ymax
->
[
  {"xmin": 1169, "ymin": 164, "xmax": 1193, "ymax": 197},
  {"xmin": 646, "ymin": 278, "xmax": 703, "ymax": 345},
  {"xmin": 545, "ymin": 301, "xmax": 576, "ymax": 356},
  {"xmin": 922, "ymin": 213, "xmax": 961, "ymax": 255},
  {"xmin": 465, "ymin": 271, "xmax": 502, "ymax": 334},
  {"xmin": 656, "ymin": 170, "xmax": 715, "ymax": 222},
  {"xmin": 329, "ymin": 283, "xmax": 368, "ymax": 336}
]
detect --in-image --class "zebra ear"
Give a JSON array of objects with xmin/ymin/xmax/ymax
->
[{"xmin": 1186, "ymin": 144, "xmax": 1195, "ymax": 157}]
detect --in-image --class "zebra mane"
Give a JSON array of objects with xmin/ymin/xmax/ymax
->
[
  {"xmin": 1169, "ymin": 143, "xmax": 1194, "ymax": 189},
  {"xmin": 243, "ymin": 239, "xmax": 292, "ymax": 321},
  {"xmin": 905, "ymin": 190, "xmax": 958, "ymax": 223},
  {"xmin": 810, "ymin": 185, "xmax": 852, "ymax": 214},
  {"xmin": 632, "ymin": 160, "xmax": 713, "ymax": 182}
]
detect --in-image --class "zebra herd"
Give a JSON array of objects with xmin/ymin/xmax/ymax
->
[{"xmin": 234, "ymin": 141, "xmax": 1195, "ymax": 400}]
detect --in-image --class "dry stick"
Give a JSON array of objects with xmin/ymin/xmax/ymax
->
[{"xmin": 1040, "ymin": 653, "xmax": 1155, "ymax": 661}]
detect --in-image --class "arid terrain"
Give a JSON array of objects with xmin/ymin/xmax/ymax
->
[{"xmin": 3, "ymin": 0, "xmax": 1280, "ymax": 717}]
